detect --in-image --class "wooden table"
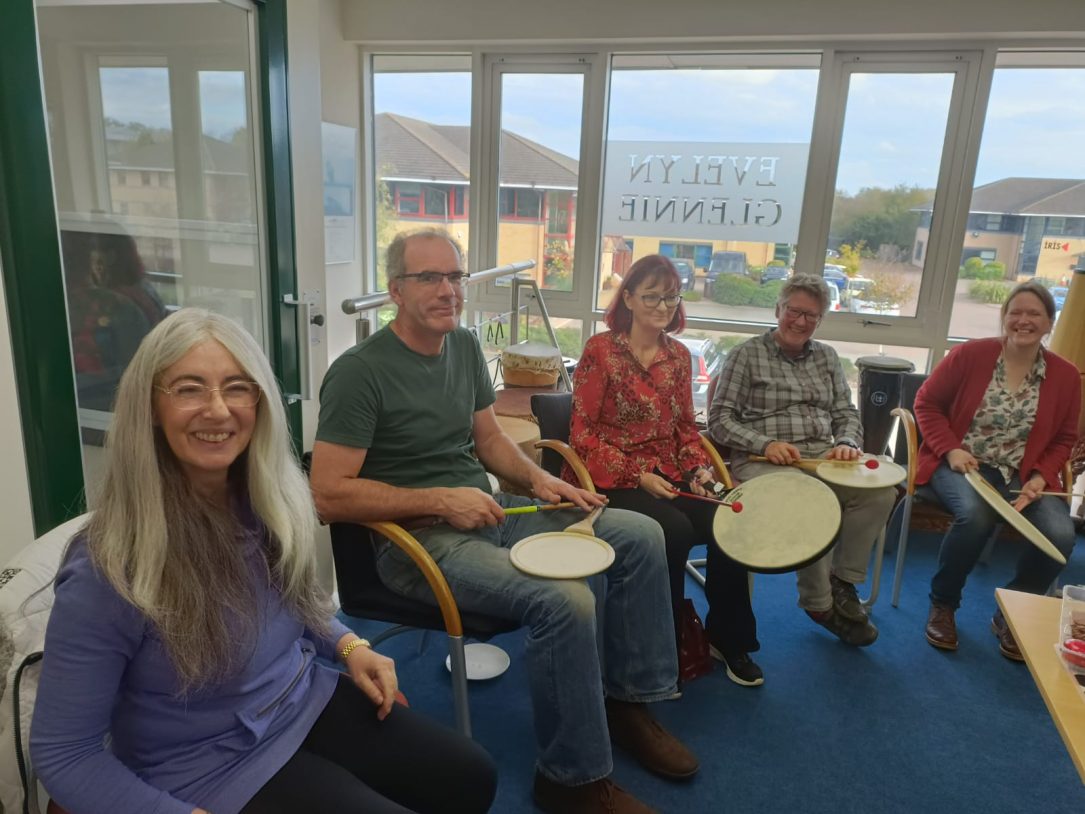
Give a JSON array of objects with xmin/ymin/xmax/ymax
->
[{"xmin": 995, "ymin": 588, "xmax": 1085, "ymax": 784}]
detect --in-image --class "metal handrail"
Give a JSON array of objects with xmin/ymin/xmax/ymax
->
[
  {"xmin": 338, "ymin": 257, "xmax": 570, "ymax": 390},
  {"xmin": 340, "ymin": 259, "xmax": 536, "ymax": 315}
]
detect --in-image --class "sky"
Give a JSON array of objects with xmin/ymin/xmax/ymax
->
[
  {"xmin": 374, "ymin": 66, "xmax": 1085, "ymax": 195},
  {"xmin": 97, "ymin": 63, "xmax": 1085, "ymax": 194}
]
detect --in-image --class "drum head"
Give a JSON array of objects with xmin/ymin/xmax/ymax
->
[
  {"xmin": 964, "ymin": 471, "xmax": 1067, "ymax": 565},
  {"xmin": 815, "ymin": 455, "xmax": 906, "ymax": 489},
  {"xmin": 509, "ymin": 532, "xmax": 616, "ymax": 579},
  {"xmin": 712, "ymin": 471, "xmax": 842, "ymax": 573}
]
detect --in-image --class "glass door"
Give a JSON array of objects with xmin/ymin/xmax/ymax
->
[{"xmin": 34, "ymin": 0, "xmax": 275, "ymax": 492}]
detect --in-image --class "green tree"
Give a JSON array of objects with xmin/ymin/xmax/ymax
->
[
  {"xmin": 837, "ymin": 241, "xmax": 865, "ymax": 277},
  {"xmin": 373, "ymin": 166, "xmax": 399, "ymax": 289},
  {"xmin": 830, "ymin": 185, "xmax": 931, "ymax": 255}
]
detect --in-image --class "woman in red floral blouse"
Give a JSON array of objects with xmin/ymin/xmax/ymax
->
[{"xmin": 566, "ymin": 255, "xmax": 762, "ymax": 687}]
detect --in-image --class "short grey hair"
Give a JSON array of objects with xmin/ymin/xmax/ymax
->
[
  {"xmin": 779, "ymin": 274, "xmax": 832, "ymax": 315},
  {"xmin": 386, "ymin": 228, "xmax": 464, "ymax": 281}
]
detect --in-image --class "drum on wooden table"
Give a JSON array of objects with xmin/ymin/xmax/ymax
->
[
  {"xmin": 501, "ymin": 341, "xmax": 562, "ymax": 387},
  {"xmin": 964, "ymin": 470, "xmax": 1068, "ymax": 565},
  {"xmin": 813, "ymin": 454, "xmax": 906, "ymax": 490},
  {"xmin": 712, "ymin": 471, "xmax": 841, "ymax": 573}
]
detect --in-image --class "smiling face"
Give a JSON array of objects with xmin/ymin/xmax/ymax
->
[
  {"xmin": 1002, "ymin": 290, "xmax": 1053, "ymax": 352},
  {"xmin": 389, "ymin": 235, "xmax": 464, "ymax": 343},
  {"xmin": 774, "ymin": 290, "xmax": 823, "ymax": 356},
  {"xmin": 153, "ymin": 340, "xmax": 257, "ymax": 499},
  {"xmin": 622, "ymin": 274, "xmax": 680, "ymax": 336}
]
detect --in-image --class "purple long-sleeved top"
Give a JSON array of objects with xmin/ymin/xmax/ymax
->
[{"xmin": 30, "ymin": 527, "xmax": 350, "ymax": 814}]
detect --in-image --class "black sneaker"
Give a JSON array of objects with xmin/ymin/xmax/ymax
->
[
  {"xmin": 806, "ymin": 607, "xmax": 878, "ymax": 647},
  {"xmin": 830, "ymin": 574, "xmax": 868, "ymax": 622},
  {"xmin": 709, "ymin": 645, "xmax": 765, "ymax": 687}
]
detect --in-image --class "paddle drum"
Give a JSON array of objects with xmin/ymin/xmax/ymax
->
[
  {"xmin": 501, "ymin": 341, "xmax": 562, "ymax": 387},
  {"xmin": 813, "ymin": 454, "xmax": 906, "ymax": 489},
  {"xmin": 712, "ymin": 471, "xmax": 842, "ymax": 573},
  {"xmin": 964, "ymin": 470, "xmax": 1068, "ymax": 565}
]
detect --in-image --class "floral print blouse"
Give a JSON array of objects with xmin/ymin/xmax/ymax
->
[
  {"xmin": 565, "ymin": 331, "xmax": 710, "ymax": 490},
  {"xmin": 961, "ymin": 352, "xmax": 1045, "ymax": 483}
]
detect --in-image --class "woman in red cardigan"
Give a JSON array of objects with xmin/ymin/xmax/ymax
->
[
  {"xmin": 566, "ymin": 255, "xmax": 761, "ymax": 687},
  {"xmin": 915, "ymin": 280, "xmax": 1080, "ymax": 660}
]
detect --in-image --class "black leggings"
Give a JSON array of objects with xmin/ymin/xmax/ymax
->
[
  {"xmin": 240, "ymin": 674, "xmax": 497, "ymax": 814},
  {"xmin": 601, "ymin": 483, "xmax": 759, "ymax": 655}
]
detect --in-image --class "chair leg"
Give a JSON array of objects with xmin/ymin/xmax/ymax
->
[
  {"xmin": 861, "ymin": 526, "xmax": 887, "ymax": 610},
  {"xmin": 447, "ymin": 634, "xmax": 472, "ymax": 738},
  {"xmin": 891, "ymin": 495, "xmax": 914, "ymax": 608},
  {"xmin": 685, "ymin": 557, "xmax": 706, "ymax": 588}
]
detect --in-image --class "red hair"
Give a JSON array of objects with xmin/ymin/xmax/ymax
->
[{"xmin": 604, "ymin": 254, "xmax": 686, "ymax": 334}]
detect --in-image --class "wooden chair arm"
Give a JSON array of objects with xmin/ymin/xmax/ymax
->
[
  {"xmin": 534, "ymin": 439, "xmax": 596, "ymax": 493},
  {"xmin": 362, "ymin": 521, "xmax": 464, "ymax": 638},
  {"xmin": 891, "ymin": 406, "xmax": 918, "ymax": 496},
  {"xmin": 699, "ymin": 432, "xmax": 734, "ymax": 489},
  {"xmin": 1062, "ymin": 461, "xmax": 1073, "ymax": 506}
]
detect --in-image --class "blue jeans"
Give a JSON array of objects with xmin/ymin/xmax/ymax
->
[
  {"xmin": 374, "ymin": 494, "xmax": 676, "ymax": 786},
  {"xmin": 928, "ymin": 461, "xmax": 1076, "ymax": 608}
]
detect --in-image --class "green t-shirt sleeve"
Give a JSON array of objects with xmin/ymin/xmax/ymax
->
[
  {"xmin": 316, "ymin": 354, "xmax": 381, "ymax": 449},
  {"xmin": 471, "ymin": 333, "xmax": 497, "ymax": 412}
]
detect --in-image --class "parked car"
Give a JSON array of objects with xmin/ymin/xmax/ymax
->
[
  {"xmin": 845, "ymin": 277, "xmax": 900, "ymax": 316},
  {"xmin": 827, "ymin": 282, "xmax": 841, "ymax": 312},
  {"xmin": 822, "ymin": 264, "xmax": 847, "ymax": 294},
  {"xmin": 760, "ymin": 265, "xmax": 791, "ymax": 285},
  {"xmin": 670, "ymin": 259, "xmax": 695, "ymax": 291},
  {"xmin": 705, "ymin": 251, "xmax": 749, "ymax": 282},
  {"xmin": 675, "ymin": 336, "xmax": 724, "ymax": 414}
]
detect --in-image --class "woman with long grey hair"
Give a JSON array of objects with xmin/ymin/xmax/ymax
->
[{"xmin": 31, "ymin": 309, "xmax": 496, "ymax": 814}]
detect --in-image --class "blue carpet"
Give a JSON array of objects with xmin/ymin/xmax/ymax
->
[{"xmin": 340, "ymin": 529, "xmax": 1085, "ymax": 813}]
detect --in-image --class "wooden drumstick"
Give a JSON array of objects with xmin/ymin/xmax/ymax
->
[
  {"xmin": 504, "ymin": 502, "xmax": 578, "ymax": 515},
  {"xmin": 672, "ymin": 490, "xmax": 745, "ymax": 513},
  {"xmin": 1009, "ymin": 489, "xmax": 1085, "ymax": 498},
  {"xmin": 749, "ymin": 455, "xmax": 880, "ymax": 470}
]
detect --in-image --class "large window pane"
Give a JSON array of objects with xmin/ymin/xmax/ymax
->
[
  {"xmin": 372, "ymin": 56, "xmax": 472, "ymax": 290},
  {"xmin": 498, "ymin": 72, "xmax": 583, "ymax": 292},
  {"xmin": 828, "ymin": 72, "xmax": 955, "ymax": 320},
  {"xmin": 602, "ymin": 57, "xmax": 819, "ymax": 320},
  {"xmin": 36, "ymin": 0, "xmax": 267, "ymax": 489},
  {"xmin": 947, "ymin": 64, "xmax": 1085, "ymax": 339}
]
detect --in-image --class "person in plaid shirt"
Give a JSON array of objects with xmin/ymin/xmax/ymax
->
[{"xmin": 708, "ymin": 274, "xmax": 894, "ymax": 646}]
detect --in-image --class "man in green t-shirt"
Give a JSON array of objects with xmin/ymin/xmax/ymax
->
[{"xmin": 311, "ymin": 229, "xmax": 697, "ymax": 814}]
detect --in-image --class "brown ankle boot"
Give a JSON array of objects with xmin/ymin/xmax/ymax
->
[
  {"xmin": 604, "ymin": 698, "xmax": 699, "ymax": 781},
  {"xmin": 533, "ymin": 771, "xmax": 658, "ymax": 814},
  {"xmin": 991, "ymin": 610, "xmax": 1024, "ymax": 662},
  {"xmin": 925, "ymin": 602, "xmax": 958, "ymax": 650}
]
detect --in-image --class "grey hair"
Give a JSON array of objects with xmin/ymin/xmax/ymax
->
[
  {"xmin": 386, "ymin": 228, "xmax": 464, "ymax": 282},
  {"xmin": 1001, "ymin": 280, "xmax": 1057, "ymax": 322},
  {"xmin": 84, "ymin": 308, "xmax": 328, "ymax": 690},
  {"xmin": 778, "ymin": 274, "xmax": 832, "ymax": 315}
]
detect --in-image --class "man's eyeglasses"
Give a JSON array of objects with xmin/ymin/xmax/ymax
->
[
  {"xmin": 155, "ymin": 381, "xmax": 262, "ymax": 410},
  {"xmin": 640, "ymin": 293, "xmax": 683, "ymax": 309},
  {"xmin": 397, "ymin": 271, "xmax": 469, "ymax": 287},
  {"xmin": 783, "ymin": 306, "xmax": 822, "ymax": 323}
]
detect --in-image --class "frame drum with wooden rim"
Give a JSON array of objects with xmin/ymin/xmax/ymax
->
[
  {"xmin": 814, "ymin": 454, "xmax": 906, "ymax": 489},
  {"xmin": 712, "ymin": 471, "xmax": 842, "ymax": 573},
  {"xmin": 509, "ymin": 532, "xmax": 616, "ymax": 579},
  {"xmin": 964, "ymin": 470, "xmax": 1068, "ymax": 565}
]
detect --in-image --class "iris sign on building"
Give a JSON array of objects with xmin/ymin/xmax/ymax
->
[{"xmin": 601, "ymin": 141, "xmax": 809, "ymax": 243}]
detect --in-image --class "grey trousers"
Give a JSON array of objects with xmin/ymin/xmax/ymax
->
[{"xmin": 731, "ymin": 458, "xmax": 896, "ymax": 612}]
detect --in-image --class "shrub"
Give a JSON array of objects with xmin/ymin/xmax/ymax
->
[
  {"xmin": 751, "ymin": 280, "xmax": 783, "ymax": 308},
  {"xmin": 970, "ymin": 280, "xmax": 1011, "ymax": 304},
  {"xmin": 961, "ymin": 257, "xmax": 985, "ymax": 278},
  {"xmin": 710, "ymin": 274, "xmax": 761, "ymax": 306},
  {"xmin": 981, "ymin": 261, "xmax": 1006, "ymax": 280},
  {"xmin": 682, "ymin": 290, "xmax": 702, "ymax": 302}
]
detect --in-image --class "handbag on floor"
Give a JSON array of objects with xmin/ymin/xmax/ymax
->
[{"xmin": 677, "ymin": 599, "xmax": 713, "ymax": 682}]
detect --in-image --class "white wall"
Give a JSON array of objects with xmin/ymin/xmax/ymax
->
[{"xmin": 342, "ymin": 0, "xmax": 1085, "ymax": 42}]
